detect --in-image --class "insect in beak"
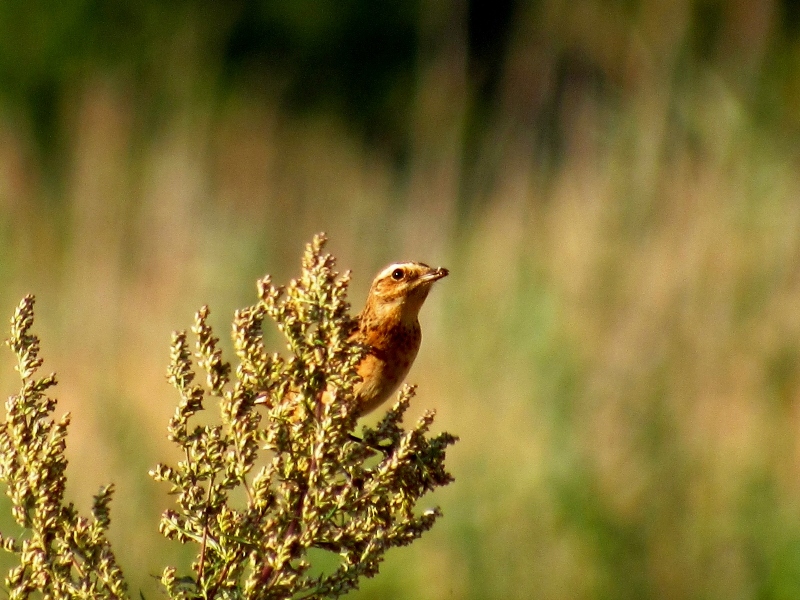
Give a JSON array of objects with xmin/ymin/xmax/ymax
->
[{"xmin": 419, "ymin": 267, "xmax": 449, "ymax": 283}]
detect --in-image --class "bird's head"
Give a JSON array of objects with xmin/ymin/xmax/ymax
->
[{"xmin": 364, "ymin": 262, "xmax": 449, "ymax": 324}]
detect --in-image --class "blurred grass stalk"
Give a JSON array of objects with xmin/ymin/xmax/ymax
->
[{"xmin": 2, "ymin": 1, "xmax": 800, "ymax": 598}]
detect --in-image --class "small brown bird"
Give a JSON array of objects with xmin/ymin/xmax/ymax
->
[
  {"xmin": 351, "ymin": 262, "xmax": 449, "ymax": 416},
  {"xmin": 255, "ymin": 261, "xmax": 448, "ymax": 418}
]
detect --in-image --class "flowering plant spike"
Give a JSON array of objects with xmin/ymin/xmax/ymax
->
[
  {"xmin": 0, "ymin": 295, "xmax": 127, "ymax": 599},
  {"xmin": 151, "ymin": 233, "xmax": 458, "ymax": 599}
]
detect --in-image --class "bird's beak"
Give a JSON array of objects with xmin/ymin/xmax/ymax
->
[{"xmin": 419, "ymin": 266, "xmax": 449, "ymax": 283}]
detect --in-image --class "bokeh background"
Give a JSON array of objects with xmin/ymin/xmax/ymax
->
[{"xmin": 2, "ymin": 0, "xmax": 800, "ymax": 597}]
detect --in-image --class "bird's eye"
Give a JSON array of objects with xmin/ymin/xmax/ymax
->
[{"xmin": 391, "ymin": 268, "xmax": 405, "ymax": 280}]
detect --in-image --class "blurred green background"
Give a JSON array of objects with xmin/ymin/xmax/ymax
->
[{"xmin": 3, "ymin": 0, "xmax": 800, "ymax": 597}]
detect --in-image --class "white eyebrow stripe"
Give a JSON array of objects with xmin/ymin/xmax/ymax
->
[{"xmin": 377, "ymin": 262, "xmax": 418, "ymax": 280}]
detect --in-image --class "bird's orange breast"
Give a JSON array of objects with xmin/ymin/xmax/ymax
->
[{"xmin": 354, "ymin": 321, "xmax": 421, "ymax": 415}]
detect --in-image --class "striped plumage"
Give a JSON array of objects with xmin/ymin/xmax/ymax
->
[{"xmin": 351, "ymin": 262, "xmax": 448, "ymax": 415}]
